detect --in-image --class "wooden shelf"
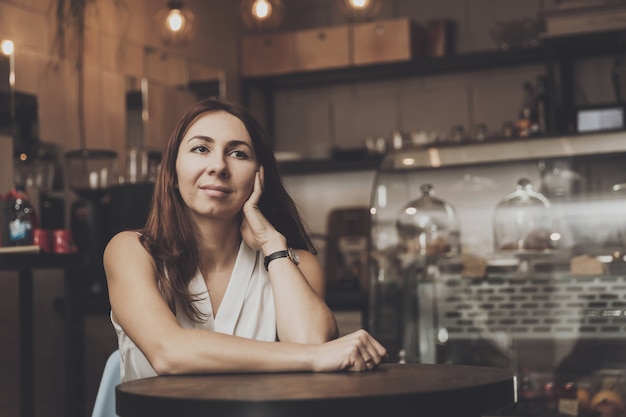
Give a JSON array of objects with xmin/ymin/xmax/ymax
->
[
  {"xmin": 243, "ymin": 46, "xmax": 550, "ymax": 91},
  {"xmin": 379, "ymin": 130, "xmax": 626, "ymax": 172},
  {"xmin": 278, "ymin": 130, "xmax": 626, "ymax": 175},
  {"xmin": 278, "ymin": 154, "xmax": 383, "ymax": 175},
  {"xmin": 243, "ymin": 29, "xmax": 626, "ymax": 91}
]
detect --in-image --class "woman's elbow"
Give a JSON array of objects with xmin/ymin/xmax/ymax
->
[
  {"xmin": 146, "ymin": 342, "xmax": 183, "ymax": 376},
  {"xmin": 150, "ymin": 355, "xmax": 175, "ymax": 376},
  {"xmin": 322, "ymin": 322, "xmax": 339, "ymax": 342},
  {"xmin": 327, "ymin": 326, "xmax": 339, "ymax": 341}
]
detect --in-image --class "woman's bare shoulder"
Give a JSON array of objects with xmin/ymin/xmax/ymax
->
[
  {"xmin": 104, "ymin": 231, "xmax": 149, "ymax": 262},
  {"xmin": 103, "ymin": 231, "xmax": 158, "ymax": 289},
  {"xmin": 106, "ymin": 230, "xmax": 144, "ymax": 248}
]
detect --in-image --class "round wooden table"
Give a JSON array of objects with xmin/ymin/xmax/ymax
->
[{"xmin": 116, "ymin": 363, "xmax": 515, "ymax": 417}]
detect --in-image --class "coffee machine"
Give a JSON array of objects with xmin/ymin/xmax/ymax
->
[{"xmin": 65, "ymin": 149, "xmax": 118, "ymax": 312}]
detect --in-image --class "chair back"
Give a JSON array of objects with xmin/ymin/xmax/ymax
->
[{"xmin": 91, "ymin": 349, "xmax": 121, "ymax": 417}]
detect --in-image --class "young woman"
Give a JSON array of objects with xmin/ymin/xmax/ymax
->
[{"xmin": 104, "ymin": 98, "xmax": 386, "ymax": 382}]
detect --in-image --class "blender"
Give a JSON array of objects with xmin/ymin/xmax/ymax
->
[{"xmin": 65, "ymin": 149, "xmax": 118, "ymax": 310}]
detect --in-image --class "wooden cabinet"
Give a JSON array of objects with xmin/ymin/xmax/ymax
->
[
  {"xmin": 243, "ymin": 26, "xmax": 351, "ymax": 76},
  {"xmin": 241, "ymin": 32, "xmax": 296, "ymax": 77},
  {"xmin": 295, "ymin": 26, "xmax": 350, "ymax": 71},
  {"xmin": 352, "ymin": 17, "xmax": 426, "ymax": 66},
  {"xmin": 242, "ymin": 19, "xmax": 425, "ymax": 76}
]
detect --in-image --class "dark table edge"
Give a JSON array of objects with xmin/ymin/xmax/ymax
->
[{"xmin": 116, "ymin": 369, "xmax": 515, "ymax": 417}]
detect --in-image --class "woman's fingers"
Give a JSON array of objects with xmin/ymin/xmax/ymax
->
[
  {"xmin": 312, "ymin": 329, "xmax": 387, "ymax": 373},
  {"xmin": 246, "ymin": 171, "xmax": 263, "ymax": 209},
  {"xmin": 241, "ymin": 167, "xmax": 284, "ymax": 252},
  {"xmin": 363, "ymin": 334, "xmax": 387, "ymax": 367},
  {"xmin": 258, "ymin": 166, "xmax": 265, "ymax": 190},
  {"xmin": 345, "ymin": 330, "xmax": 387, "ymax": 372}
]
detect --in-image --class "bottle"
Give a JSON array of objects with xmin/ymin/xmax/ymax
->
[
  {"xmin": 9, "ymin": 186, "xmax": 36, "ymax": 246},
  {"xmin": 534, "ymin": 75, "xmax": 550, "ymax": 135},
  {"xmin": 516, "ymin": 81, "xmax": 535, "ymax": 137}
]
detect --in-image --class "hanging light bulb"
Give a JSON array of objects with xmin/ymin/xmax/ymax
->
[
  {"xmin": 348, "ymin": 0, "xmax": 370, "ymax": 9},
  {"xmin": 1, "ymin": 39, "xmax": 15, "ymax": 88},
  {"xmin": 166, "ymin": 9, "xmax": 185, "ymax": 32},
  {"xmin": 155, "ymin": 1, "xmax": 196, "ymax": 45},
  {"xmin": 337, "ymin": 0, "xmax": 381, "ymax": 22},
  {"xmin": 1, "ymin": 39, "xmax": 15, "ymax": 56},
  {"xmin": 240, "ymin": 0, "xmax": 285, "ymax": 33},
  {"xmin": 253, "ymin": 0, "xmax": 272, "ymax": 20}
]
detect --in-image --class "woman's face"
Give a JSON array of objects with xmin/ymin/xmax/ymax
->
[{"xmin": 175, "ymin": 110, "xmax": 258, "ymax": 222}]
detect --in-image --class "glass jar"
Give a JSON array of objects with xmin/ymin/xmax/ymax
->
[
  {"xmin": 396, "ymin": 183, "xmax": 461, "ymax": 257},
  {"xmin": 493, "ymin": 178, "xmax": 554, "ymax": 252}
]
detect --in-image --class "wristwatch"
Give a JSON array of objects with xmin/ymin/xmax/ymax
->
[{"xmin": 264, "ymin": 247, "xmax": 299, "ymax": 271}]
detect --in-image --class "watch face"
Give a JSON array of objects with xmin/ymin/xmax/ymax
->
[{"xmin": 288, "ymin": 247, "xmax": 300, "ymax": 264}]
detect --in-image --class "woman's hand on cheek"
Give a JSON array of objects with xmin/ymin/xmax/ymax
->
[{"xmin": 240, "ymin": 168, "xmax": 284, "ymax": 252}]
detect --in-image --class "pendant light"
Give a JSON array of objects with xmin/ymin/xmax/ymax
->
[
  {"xmin": 1, "ymin": 39, "xmax": 14, "ymax": 89},
  {"xmin": 240, "ymin": 0, "xmax": 285, "ymax": 33},
  {"xmin": 337, "ymin": 0, "xmax": 381, "ymax": 22},
  {"xmin": 1, "ymin": 39, "xmax": 16, "ymax": 127},
  {"xmin": 1, "ymin": 39, "xmax": 14, "ymax": 56},
  {"xmin": 155, "ymin": 1, "xmax": 196, "ymax": 45}
]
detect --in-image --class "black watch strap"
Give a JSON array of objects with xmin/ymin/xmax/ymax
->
[
  {"xmin": 264, "ymin": 248, "xmax": 300, "ymax": 271},
  {"xmin": 264, "ymin": 250, "xmax": 289, "ymax": 271}
]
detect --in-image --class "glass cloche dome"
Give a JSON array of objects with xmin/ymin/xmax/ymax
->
[
  {"xmin": 493, "ymin": 177, "xmax": 555, "ymax": 252},
  {"xmin": 396, "ymin": 184, "xmax": 461, "ymax": 257}
]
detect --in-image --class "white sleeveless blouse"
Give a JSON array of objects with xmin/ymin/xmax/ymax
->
[{"xmin": 111, "ymin": 241, "xmax": 277, "ymax": 382}]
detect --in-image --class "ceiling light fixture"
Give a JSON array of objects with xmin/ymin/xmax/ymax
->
[
  {"xmin": 337, "ymin": 0, "xmax": 381, "ymax": 22},
  {"xmin": 240, "ymin": 0, "xmax": 285, "ymax": 33},
  {"xmin": 155, "ymin": 1, "xmax": 196, "ymax": 45}
]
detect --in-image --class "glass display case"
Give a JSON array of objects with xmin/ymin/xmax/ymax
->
[{"xmin": 368, "ymin": 132, "xmax": 626, "ymax": 417}]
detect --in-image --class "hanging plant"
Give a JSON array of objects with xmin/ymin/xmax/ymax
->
[
  {"xmin": 52, "ymin": 0, "xmax": 91, "ymax": 63},
  {"xmin": 50, "ymin": 0, "xmax": 126, "ymax": 149},
  {"xmin": 51, "ymin": 0, "xmax": 92, "ymax": 149}
]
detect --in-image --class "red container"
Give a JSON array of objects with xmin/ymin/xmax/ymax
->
[
  {"xmin": 33, "ymin": 228, "xmax": 52, "ymax": 253},
  {"xmin": 53, "ymin": 229, "xmax": 75, "ymax": 253}
]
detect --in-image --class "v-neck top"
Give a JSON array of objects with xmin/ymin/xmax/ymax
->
[{"xmin": 111, "ymin": 241, "xmax": 277, "ymax": 382}]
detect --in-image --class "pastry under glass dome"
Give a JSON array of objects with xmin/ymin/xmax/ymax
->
[
  {"xmin": 493, "ymin": 177, "xmax": 556, "ymax": 253},
  {"xmin": 396, "ymin": 183, "xmax": 461, "ymax": 257}
]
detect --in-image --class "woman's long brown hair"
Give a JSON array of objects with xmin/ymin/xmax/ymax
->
[{"xmin": 140, "ymin": 98, "xmax": 315, "ymax": 322}]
